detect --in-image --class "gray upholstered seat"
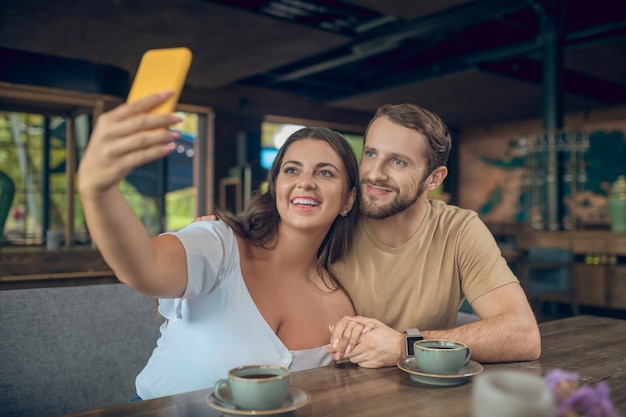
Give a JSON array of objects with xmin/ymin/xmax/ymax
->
[{"xmin": 0, "ymin": 283, "xmax": 161, "ymax": 417}]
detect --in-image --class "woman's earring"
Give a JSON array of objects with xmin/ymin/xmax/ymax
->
[{"xmin": 342, "ymin": 210, "xmax": 348, "ymax": 216}]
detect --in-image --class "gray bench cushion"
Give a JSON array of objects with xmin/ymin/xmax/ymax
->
[{"xmin": 0, "ymin": 283, "xmax": 161, "ymax": 417}]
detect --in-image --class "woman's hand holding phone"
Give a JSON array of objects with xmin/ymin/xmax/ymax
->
[
  {"xmin": 78, "ymin": 92, "xmax": 182, "ymax": 198},
  {"xmin": 78, "ymin": 47, "xmax": 193, "ymax": 198}
]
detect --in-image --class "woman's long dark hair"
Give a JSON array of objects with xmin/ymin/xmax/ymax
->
[{"xmin": 217, "ymin": 127, "xmax": 359, "ymax": 289}]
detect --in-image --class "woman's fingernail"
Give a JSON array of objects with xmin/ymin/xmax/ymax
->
[{"xmin": 162, "ymin": 142, "xmax": 176, "ymax": 152}]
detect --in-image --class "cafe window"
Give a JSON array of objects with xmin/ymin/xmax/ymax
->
[
  {"xmin": 0, "ymin": 88, "xmax": 214, "ymax": 249},
  {"xmin": 0, "ymin": 111, "xmax": 83, "ymax": 246},
  {"xmin": 260, "ymin": 121, "xmax": 364, "ymax": 169},
  {"xmin": 127, "ymin": 109, "xmax": 211, "ymax": 234}
]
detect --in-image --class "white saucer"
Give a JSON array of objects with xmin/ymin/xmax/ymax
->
[
  {"xmin": 397, "ymin": 357, "xmax": 484, "ymax": 386},
  {"xmin": 206, "ymin": 386, "xmax": 310, "ymax": 416}
]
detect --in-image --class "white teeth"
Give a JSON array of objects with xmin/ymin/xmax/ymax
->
[{"xmin": 292, "ymin": 198, "xmax": 320, "ymax": 206}]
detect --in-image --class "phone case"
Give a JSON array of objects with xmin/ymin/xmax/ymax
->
[{"xmin": 126, "ymin": 47, "xmax": 193, "ymax": 114}]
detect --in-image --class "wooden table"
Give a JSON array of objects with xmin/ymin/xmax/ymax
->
[{"xmin": 63, "ymin": 315, "xmax": 626, "ymax": 416}]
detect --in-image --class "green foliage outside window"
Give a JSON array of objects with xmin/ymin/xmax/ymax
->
[{"xmin": 0, "ymin": 110, "xmax": 200, "ymax": 246}]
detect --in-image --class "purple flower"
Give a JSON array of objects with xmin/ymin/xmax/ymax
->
[
  {"xmin": 545, "ymin": 369, "xmax": 623, "ymax": 417},
  {"xmin": 545, "ymin": 369, "xmax": 580, "ymax": 402}
]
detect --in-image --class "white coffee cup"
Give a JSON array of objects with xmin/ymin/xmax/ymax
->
[{"xmin": 473, "ymin": 369, "xmax": 555, "ymax": 417}]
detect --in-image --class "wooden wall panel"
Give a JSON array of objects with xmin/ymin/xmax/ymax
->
[
  {"xmin": 607, "ymin": 266, "xmax": 626, "ymax": 309},
  {"xmin": 574, "ymin": 264, "xmax": 606, "ymax": 307}
]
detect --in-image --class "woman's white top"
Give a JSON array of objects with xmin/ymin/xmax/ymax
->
[{"xmin": 135, "ymin": 221, "xmax": 331, "ymax": 399}]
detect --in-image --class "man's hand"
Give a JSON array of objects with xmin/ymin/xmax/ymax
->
[
  {"xmin": 327, "ymin": 316, "xmax": 404, "ymax": 368},
  {"xmin": 194, "ymin": 215, "xmax": 217, "ymax": 222}
]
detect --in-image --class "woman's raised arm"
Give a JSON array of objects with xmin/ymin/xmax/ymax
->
[{"xmin": 78, "ymin": 91, "xmax": 188, "ymax": 298}]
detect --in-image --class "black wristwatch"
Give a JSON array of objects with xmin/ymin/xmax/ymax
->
[{"xmin": 404, "ymin": 328, "xmax": 424, "ymax": 356}]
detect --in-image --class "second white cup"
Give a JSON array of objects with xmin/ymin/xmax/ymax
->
[{"xmin": 473, "ymin": 369, "xmax": 555, "ymax": 417}]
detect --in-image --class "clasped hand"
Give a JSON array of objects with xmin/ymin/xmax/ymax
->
[
  {"xmin": 192, "ymin": 222, "xmax": 405, "ymax": 369},
  {"xmin": 326, "ymin": 316, "xmax": 405, "ymax": 368}
]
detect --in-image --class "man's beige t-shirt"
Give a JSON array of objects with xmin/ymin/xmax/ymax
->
[{"xmin": 331, "ymin": 199, "xmax": 517, "ymax": 331}]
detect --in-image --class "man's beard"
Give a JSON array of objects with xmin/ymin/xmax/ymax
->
[{"xmin": 360, "ymin": 179, "xmax": 426, "ymax": 219}]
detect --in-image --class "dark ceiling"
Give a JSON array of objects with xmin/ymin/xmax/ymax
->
[{"xmin": 1, "ymin": 0, "xmax": 626, "ymax": 130}]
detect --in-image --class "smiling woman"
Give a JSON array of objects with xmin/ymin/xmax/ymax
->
[
  {"xmin": 141, "ymin": 128, "xmax": 358, "ymax": 398},
  {"xmin": 77, "ymin": 96, "xmax": 360, "ymax": 401}
]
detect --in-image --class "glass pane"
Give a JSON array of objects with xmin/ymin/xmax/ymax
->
[
  {"xmin": 116, "ymin": 111, "xmax": 199, "ymax": 233},
  {"xmin": 166, "ymin": 111, "xmax": 198, "ymax": 231},
  {"xmin": 0, "ymin": 113, "xmax": 20, "ymax": 247},
  {"xmin": 74, "ymin": 113, "xmax": 90, "ymax": 244},
  {"xmin": 260, "ymin": 121, "xmax": 363, "ymax": 167},
  {"xmin": 0, "ymin": 112, "xmax": 46, "ymax": 246},
  {"xmin": 48, "ymin": 116, "xmax": 69, "ymax": 241},
  {"xmin": 0, "ymin": 112, "xmax": 78, "ymax": 247}
]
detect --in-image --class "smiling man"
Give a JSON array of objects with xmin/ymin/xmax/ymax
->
[{"xmin": 327, "ymin": 103, "xmax": 541, "ymax": 368}]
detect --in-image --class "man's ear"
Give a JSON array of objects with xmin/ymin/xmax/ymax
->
[{"xmin": 426, "ymin": 166, "xmax": 448, "ymax": 191}]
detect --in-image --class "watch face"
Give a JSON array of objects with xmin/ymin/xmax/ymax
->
[{"xmin": 406, "ymin": 336, "xmax": 424, "ymax": 356}]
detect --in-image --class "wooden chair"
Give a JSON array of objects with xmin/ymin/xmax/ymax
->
[{"xmin": 520, "ymin": 246, "xmax": 579, "ymax": 320}]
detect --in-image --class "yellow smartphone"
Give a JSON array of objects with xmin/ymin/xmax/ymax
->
[{"xmin": 126, "ymin": 47, "xmax": 193, "ymax": 114}]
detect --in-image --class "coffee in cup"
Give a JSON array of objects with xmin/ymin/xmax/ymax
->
[
  {"xmin": 413, "ymin": 340, "xmax": 472, "ymax": 375},
  {"xmin": 214, "ymin": 364, "xmax": 291, "ymax": 410}
]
